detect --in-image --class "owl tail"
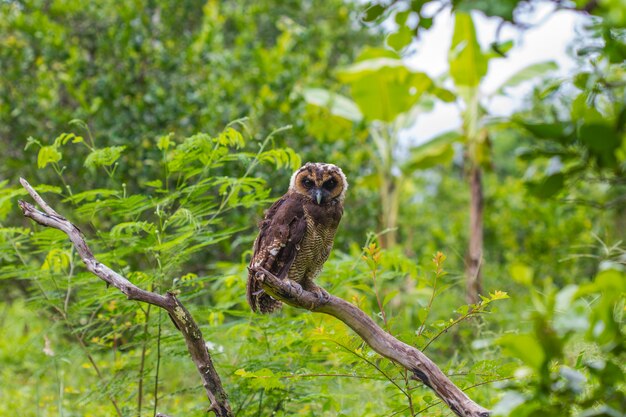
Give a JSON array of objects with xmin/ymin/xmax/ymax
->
[{"xmin": 247, "ymin": 270, "xmax": 282, "ymax": 313}]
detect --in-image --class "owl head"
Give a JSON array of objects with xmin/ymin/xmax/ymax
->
[{"xmin": 289, "ymin": 162, "xmax": 348, "ymax": 205}]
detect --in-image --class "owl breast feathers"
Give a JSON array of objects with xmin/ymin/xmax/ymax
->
[{"xmin": 247, "ymin": 162, "xmax": 348, "ymax": 313}]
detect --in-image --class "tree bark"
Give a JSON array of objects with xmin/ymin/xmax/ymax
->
[
  {"xmin": 466, "ymin": 165, "xmax": 484, "ymax": 304},
  {"xmin": 19, "ymin": 177, "xmax": 491, "ymax": 417},
  {"xmin": 256, "ymin": 271, "xmax": 491, "ymax": 417},
  {"xmin": 18, "ymin": 178, "xmax": 233, "ymax": 417},
  {"xmin": 379, "ymin": 175, "xmax": 399, "ymax": 248}
]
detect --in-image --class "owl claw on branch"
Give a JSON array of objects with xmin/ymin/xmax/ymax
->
[
  {"xmin": 310, "ymin": 286, "xmax": 331, "ymax": 303},
  {"xmin": 251, "ymin": 266, "xmax": 329, "ymax": 310}
]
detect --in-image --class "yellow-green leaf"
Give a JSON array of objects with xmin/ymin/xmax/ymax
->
[
  {"xmin": 37, "ymin": 146, "xmax": 62, "ymax": 169},
  {"xmin": 449, "ymin": 12, "xmax": 487, "ymax": 87}
]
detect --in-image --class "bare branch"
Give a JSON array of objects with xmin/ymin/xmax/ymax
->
[
  {"xmin": 18, "ymin": 178, "xmax": 233, "ymax": 417},
  {"xmin": 258, "ymin": 273, "xmax": 491, "ymax": 417},
  {"xmin": 19, "ymin": 177, "xmax": 490, "ymax": 417}
]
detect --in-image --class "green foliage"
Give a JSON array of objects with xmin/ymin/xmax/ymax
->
[
  {"xmin": 0, "ymin": 123, "xmax": 313, "ymax": 416},
  {"xmin": 0, "ymin": 0, "xmax": 374, "ymax": 190},
  {"xmin": 493, "ymin": 264, "xmax": 625, "ymax": 416},
  {"xmin": 0, "ymin": 120, "xmax": 522, "ymax": 415},
  {"xmin": 515, "ymin": 22, "xmax": 625, "ymax": 206},
  {"xmin": 362, "ymin": 0, "xmax": 626, "ymax": 41},
  {"xmin": 2, "ymin": 1, "xmax": 626, "ymax": 416}
]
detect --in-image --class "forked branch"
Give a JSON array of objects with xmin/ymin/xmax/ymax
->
[
  {"xmin": 19, "ymin": 178, "xmax": 489, "ymax": 417},
  {"xmin": 257, "ymin": 273, "xmax": 491, "ymax": 417},
  {"xmin": 18, "ymin": 178, "xmax": 233, "ymax": 417}
]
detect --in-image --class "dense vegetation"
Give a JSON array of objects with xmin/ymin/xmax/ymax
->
[{"xmin": 1, "ymin": 0, "xmax": 624, "ymax": 416}]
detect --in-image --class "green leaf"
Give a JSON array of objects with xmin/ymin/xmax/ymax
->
[
  {"xmin": 157, "ymin": 133, "xmax": 173, "ymax": 151},
  {"xmin": 578, "ymin": 123, "xmax": 621, "ymax": 168},
  {"xmin": 573, "ymin": 72, "xmax": 591, "ymax": 89},
  {"xmin": 84, "ymin": 146, "xmax": 126, "ymax": 168},
  {"xmin": 234, "ymin": 368, "xmax": 285, "ymax": 391},
  {"xmin": 498, "ymin": 333, "xmax": 546, "ymax": 372},
  {"xmin": 144, "ymin": 179, "xmax": 163, "ymax": 188},
  {"xmin": 362, "ymin": 3, "xmax": 385, "ymax": 22},
  {"xmin": 382, "ymin": 290, "xmax": 399, "ymax": 307},
  {"xmin": 495, "ymin": 61, "xmax": 559, "ymax": 95},
  {"xmin": 387, "ymin": 25, "xmax": 414, "ymax": 51},
  {"xmin": 110, "ymin": 221, "xmax": 156, "ymax": 238},
  {"xmin": 37, "ymin": 146, "xmax": 62, "ymax": 169},
  {"xmin": 355, "ymin": 46, "xmax": 401, "ymax": 61},
  {"xmin": 41, "ymin": 248, "xmax": 70, "ymax": 273},
  {"xmin": 486, "ymin": 40, "xmax": 514, "ymax": 58},
  {"xmin": 430, "ymin": 86, "xmax": 457, "ymax": 103},
  {"xmin": 454, "ymin": 0, "xmax": 518, "ymax": 22},
  {"xmin": 258, "ymin": 148, "xmax": 301, "ymax": 171},
  {"xmin": 302, "ymin": 88, "xmax": 363, "ymax": 122},
  {"xmin": 153, "ymin": 231, "xmax": 194, "ymax": 253},
  {"xmin": 402, "ymin": 142, "xmax": 455, "ymax": 173},
  {"xmin": 24, "ymin": 136, "xmax": 41, "ymax": 150},
  {"xmin": 526, "ymin": 173, "xmax": 565, "ymax": 199},
  {"xmin": 337, "ymin": 58, "xmax": 433, "ymax": 122},
  {"xmin": 217, "ymin": 127, "xmax": 245, "ymax": 148},
  {"xmin": 53, "ymin": 132, "xmax": 83, "ymax": 147},
  {"xmin": 449, "ymin": 12, "xmax": 488, "ymax": 87},
  {"xmin": 518, "ymin": 121, "xmax": 572, "ymax": 142},
  {"xmin": 509, "ymin": 262, "xmax": 534, "ymax": 285}
]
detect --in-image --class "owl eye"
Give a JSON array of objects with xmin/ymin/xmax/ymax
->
[
  {"xmin": 302, "ymin": 178, "xmax": 314, "ymax": 188},
  {"xmin": 323, "ymin": 178, "xmax": 336, "ymax": 190}
]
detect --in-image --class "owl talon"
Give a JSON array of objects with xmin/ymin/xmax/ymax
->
[
  {"xmin": 253, "ymin": 266, "xmax": 278, "ymax": 282},
  {"xmin": 312, "ymin": 287, "xmax": 330, "ymax": 304},
  {"xmin": 285, "ymin": 279, "xmax": 304, "ymax": 296},
  {"xmin": 318, "ymin": 288, "xmax": 331, "ymax": 303}
]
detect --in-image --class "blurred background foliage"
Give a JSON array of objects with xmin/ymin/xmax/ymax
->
[{"xmin": 0, "ymin": 0, "xmax": 624, "ymax": 416}]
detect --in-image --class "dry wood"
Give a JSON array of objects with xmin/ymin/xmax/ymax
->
[
  {"xmin": 257, "ymin": 271, "xmax": 491, "ymax": 417},
  {"xmin": 20, "ymin": 177, "xmax": 490, "ymax": 417},
  {"xmin": 18, "ymin": 178, "xmax": 233, "ymax": 417}
]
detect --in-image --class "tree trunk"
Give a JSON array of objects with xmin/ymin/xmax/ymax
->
[
  {"xmin": 466, "ymin": 165, "xmax": 483, "ymax": 304},
  {"xmin": 379, "ymin": 175, "xmax": 398, "ymax": 248}
]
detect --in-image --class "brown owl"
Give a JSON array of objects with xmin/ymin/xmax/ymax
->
[{"xmin": 247, "ymin": 162, "xmax": 348, "ymax": 313}]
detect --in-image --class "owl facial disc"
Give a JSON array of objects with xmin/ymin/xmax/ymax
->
[{"xmin": 289, "ymin": 162, "xmax": 348, "ymax": 205}]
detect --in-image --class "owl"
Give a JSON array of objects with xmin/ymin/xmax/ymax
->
[{"xmin": 247, "ymin": 162, "xmax": 348, "ymax": 313}]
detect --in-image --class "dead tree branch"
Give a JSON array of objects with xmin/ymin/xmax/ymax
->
[
  {"xmin": 18, "ymin": 178, "xmax": 233, "ymax": 417},
  {"xmin": 258, "ymin": 273, "xmax": 491, "ymax": 417},
  {"xmin": 19, "ymin": 177, "xmax": 489, "ymax": 417}
]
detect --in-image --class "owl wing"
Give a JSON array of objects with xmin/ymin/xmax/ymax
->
[{"xmin": 247, "ymin": 195, "xmax": 307, "ymax": 313}]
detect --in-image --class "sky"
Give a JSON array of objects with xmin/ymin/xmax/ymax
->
[{"xmin": 403, "ymin": 3, "xmax": 589, "ymax": 143}]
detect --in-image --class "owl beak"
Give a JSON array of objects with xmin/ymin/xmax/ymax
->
[{"xmin": 314, "ymin": 189, "xmax": 323, "ymax": 205}]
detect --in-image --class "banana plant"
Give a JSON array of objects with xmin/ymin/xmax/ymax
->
[
  {"xmin": 303, "ymin": 48, "xmax": 458, "ymax": 248},
  {"xmin": 447, "ymin": 12, "xmax": 558, "ymax": 303}
]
